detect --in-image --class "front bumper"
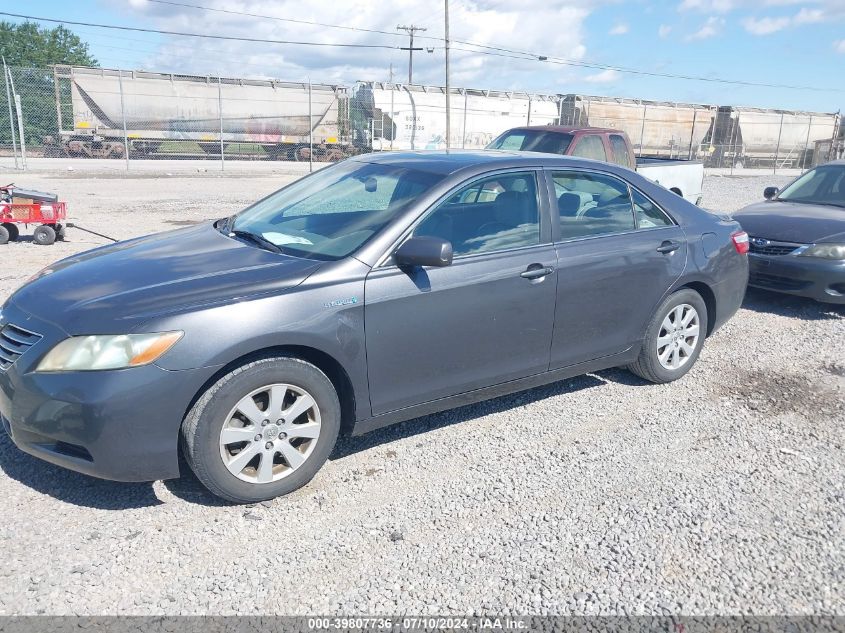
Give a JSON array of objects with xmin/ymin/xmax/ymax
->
[
  {"xmin": 0, "ymin": 304, "xmax": 220, "ymax": 482},
  {"xmin": 748, "ymin": 253, "xmax": 845, "ymax": 304}
]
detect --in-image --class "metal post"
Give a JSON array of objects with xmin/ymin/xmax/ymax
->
[
  {"xmin": 2, "ymin": 58, "xmax": 18, "ymax": 169},
  {"xmin": 218, "ymin": 76, "xmax": 225, "ymax": 171},
  {"xmin": 308, "ymin": 78, "xmax": 313, "ymax": 172},
  {"xmin": 8, "ymin": 67, "xmax": 26, "ymax": 169},
  {"xmin": 638, "ymin": 104, "xmax": 647, "ymax": 155},
  {"xmin": 389, "ymin": 65, "xmax": 395, "ymax": 151},
  {"xmin": 802, "ymin": 115, "xmax": 812, "ymax": 169},
  {"xmin": 462, "ymin": 90, "xmax": 468, "ymax": 149},
  {"xmin": 774, "ymin": 113, "xmax": 784, "ymax": 175},
  {"xmin": 118, "ymin": 70, "xmax": 130, "ymax": 171},
  {"xmin": 526, "ymin": 96, "xmax": 532, "ymax": 126},
  {"xmin": 688, "ymin": 107, "xmax": 698, "ymax": 160},
  {"xmin": 444, "ymin": 0, "xmax": 451, "ymax": 150}
]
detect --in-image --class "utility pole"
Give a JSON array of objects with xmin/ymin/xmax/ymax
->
[
  {"xmin": 397, "ymin": 24, "xmax": 426, "ymax": 84},
  {"xmin": 444, "ymin": 1, "xmax": 451, "ymax": 149}
]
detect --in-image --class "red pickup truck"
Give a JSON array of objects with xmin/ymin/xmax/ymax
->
[{"xmin": 487, "ymin": 125, "xmax": 704, "ymax": 206}]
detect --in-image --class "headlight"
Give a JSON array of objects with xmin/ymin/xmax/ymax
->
[
  {"xmin": 36, "ymin": 331, "xmax": 183, "ymax": 372},
  {"xmin": 799, "ymin": 243, "xmax": 845, "ymax": 260}
]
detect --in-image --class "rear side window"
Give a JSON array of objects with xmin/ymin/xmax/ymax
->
[
  {"xmin": 632, "ymin": 189, "xmax": 673, "ymax": 228},
  {"xmin": 609, "ymin": 135, "xmax": 632, "ymax": 168},
  {"xmin": 415, "ymin": 172, "xmax": 541, "ymax": 256},
  {"xmin": 570, "ymin": 135, "xmax": 607, "ymax": 162},
  {"xmin": 553, "ymin": 171, "xmax": 635, "ymax": 239}
]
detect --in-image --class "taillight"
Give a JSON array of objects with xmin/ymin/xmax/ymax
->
[{"xmin": 731, "ymin": 230, "xmax": 749, "ymax": 255}]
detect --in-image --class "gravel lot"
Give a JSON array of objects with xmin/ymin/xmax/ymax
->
[{"xmin": 0, "ymin": 165, "xmax": 842, "ymax": 616}]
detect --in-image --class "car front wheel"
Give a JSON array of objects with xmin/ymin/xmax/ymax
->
[
  {"xmin": 181, "ymin": 356, "xmax": 340, "ymax": 503},
  {"xmin": 627, "ymin": 288, "xmax": 708, "ymax": 384}
]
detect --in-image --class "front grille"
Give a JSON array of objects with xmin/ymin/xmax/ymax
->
[
  {"xmin": 748, "ymin": 237, "xmax": 803, "ymax": 256},
  {"xmin": 0, "ymin": 323, "xmax": 42, "ymax": 370}
]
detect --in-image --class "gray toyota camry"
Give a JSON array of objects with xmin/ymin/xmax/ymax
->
[
  {"xmin": 0, "ymin": 152, "xmax": 748, "ymax": 503},
  {"xmin": 733, "ymin": 160, "xmax": 845, "ymax": 304}
]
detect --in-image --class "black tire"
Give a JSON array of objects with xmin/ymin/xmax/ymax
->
[
  {"xmin": 56, "ymin": 224, "xmax": 66, "ymax": 241},
  {"xmin": 33, "ymin": 225, "xmax": 56, "ymax": 246},
  {"xmin": 627, "ymin": 288, "xmax": 708, "ymax": 384},
  {"xmin": 1, "ymin": 223, "xmax": 18, "ymax": 242},
  {"xmin": 181, "ymin": 356, "xmax": 340, "ymax": 504},
  {"xmin": 0, "ymin": 225, "xmax": 8, "ymax": 245}
]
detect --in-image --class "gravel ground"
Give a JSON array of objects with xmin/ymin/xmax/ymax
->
[{"xmin": 0, "ymin": 167, "xmax": 842, "ymax": 616}]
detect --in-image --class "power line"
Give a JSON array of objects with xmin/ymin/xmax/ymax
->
[
  {"xmin": 3, "ymin": 10, "xmax": 841, "ymax": 93},
  {"xmin": 146, "ymin": 0, "xmax": 404, "ymax": 39},
  {"xmin": 0, "ymin": 12, "xmax": 400, "ymax": 50},
  {"xmin": 116, "ymin": 0, "xmax": 843, "ymax": 92}
]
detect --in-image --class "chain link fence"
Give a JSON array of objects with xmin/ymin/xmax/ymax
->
[{"xmin": 2, "ymin": 64, "xmax": 843, "ymax": 173}]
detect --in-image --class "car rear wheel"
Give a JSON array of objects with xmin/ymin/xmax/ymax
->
[
  {"xmin": 181, "ymin": 356, "xmax": 340, "ymax": 503},
  {"xmin": 627, "ymin": 288, "xmax": 708, "ymax": 384}
]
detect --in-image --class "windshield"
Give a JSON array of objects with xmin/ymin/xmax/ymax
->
[
  {"xmin": 487, "ymin": 130, "xmax": 573, "ymax": 155},
  {"xmin": 776, "ymin": 165, "xmax": 845, "ymax": 208},
  {"xmin": 230, "ymin": 161, "xmax": 445, "ymax": 260}
]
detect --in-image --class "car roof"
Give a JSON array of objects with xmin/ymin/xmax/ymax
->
[
  {"xmin": 500, "ymin": 125, "xmax": 623, "ymax": 136},
  {"xmin": 350, "ymin": 149, "xmax": 618, "ymax": 175}
]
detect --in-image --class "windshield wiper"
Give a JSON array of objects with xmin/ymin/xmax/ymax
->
[{"xmin": 228, "ymin": 229, "xmax": 283, "ymax": 254}]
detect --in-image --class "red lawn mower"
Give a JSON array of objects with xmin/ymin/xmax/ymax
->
[{"xmin": 0, "ymin": 184, "xmax": 67, "ymax": 246}]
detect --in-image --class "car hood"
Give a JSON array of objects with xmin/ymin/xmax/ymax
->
[
  {"xmin": 7, "ymin": 223, "xmax": 322, "ymax": 334},
  {"xmin": 732, "ymin": 200, "xmax": 845, "ymax": 244}
]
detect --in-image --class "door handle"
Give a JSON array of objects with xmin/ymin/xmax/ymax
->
[
  {"xmin": 656, "ymin": 240, "xmax": 681, "ymax": 254},
  {"xmin": 520, "ymin": 264, "xmax": 554, "ymax": 280}
]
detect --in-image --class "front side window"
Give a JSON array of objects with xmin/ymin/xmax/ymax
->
[
  {"xmin": 231, "ymin": 161, "xmax": 445, "ymax": 260},
  {"xmin": 570, "ymin": 135, "xmax": 607, "ymax": 162},
  {"xmin": 414, "ymin": 172, "xmax": 541, "ymax": 256},
  {"xmin": 553, "ymin": 171, "xmax": 635, "ymax": 239},
  {"xmin": 609, "ymin": 135, "xmax": 632, "ymax": 168}
]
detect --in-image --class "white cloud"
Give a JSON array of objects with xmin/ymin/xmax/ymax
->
[
  {"xmin": 111, "ymin": 0, "xmax": 604, "ymax": 91},
  {"xmin": 686, "ymin": 16, "xmax": 725, "ymax": 40},
  {"xmin": 742, "ymin": 15, "xmax": 790, "ymax": 34},
  {"xmin": 836, "ymin": 39, "xmax": 845, "ymax": 53},
  {"xmin": 743, "ymin": 6, "xmax": 830, "ymax": 35},
  {"xmin": 609, "ymin": 23, "xmax": 629, "ymax": 35},
  {"xmin": 584, "ymin": 69, "xmax": 621, "ymax": 83},
  {"xmin": 678, "ymin": 0, "xmax": 736, "ymax": 13},
  {"xmin": 658, "ymin": 24, "xmax": 673, "ymax": 37}
]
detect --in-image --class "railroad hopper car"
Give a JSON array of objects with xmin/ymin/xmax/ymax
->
[
  {"xmin": 49, "ymin": 65, "xmax": 351, "ymax": 160},
  {"xmin": 700, "ymin": 106, "xmax": 841, "ymax": 168},
  {"xmin": 558, "ymin": 94, "xmax": 716, "ymax": 159},
  {"xmin": 353, "ymin": 82, "xmax": 560, "ymax": 151}
]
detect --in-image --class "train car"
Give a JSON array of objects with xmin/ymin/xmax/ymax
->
[
  {"xmin": 558, "ymin": 94, "xmax": 715, "ymax": 159},
  {"xmin": 352, "ymin": 82, "xmax": 560, "ymax": 151},
  {"xmin": 700, "ymin": 106, "xmax": 840, "ymax": 168},
  {"xmin": 49, "ymin": 65, "xmax": 351, "ymax": 160}
]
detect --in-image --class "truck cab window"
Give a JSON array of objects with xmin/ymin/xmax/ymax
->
[
  {"xmin": 570, "ymin": 135, "xmax": 607, "ymax": 162},
  {"xmin": 609, "ymin": 135, "xmax": 632, "ymax": 168}
]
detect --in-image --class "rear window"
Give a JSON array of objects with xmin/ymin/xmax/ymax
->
[
  {"xmin": 571, "ymin": 135, "xmax": 607, "ymax": 162},
  {"xmin": 487, "ymin": 130, "xmax": 574, "ymax": 155}
]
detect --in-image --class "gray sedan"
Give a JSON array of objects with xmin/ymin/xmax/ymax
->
[
  {"xmin": 733, "ymin": 160, "xmax": 845, "ymax": 304},
  {"xmin": 0, "ymin": 152, "xmax": 748, "ymax": 503}
]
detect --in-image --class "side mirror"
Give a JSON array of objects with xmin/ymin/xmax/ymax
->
[
  {"xmin": 763, "ymin": 186, "xmax": 779, "ymax": 200},
  {"xmin": 394, "ymin": 236, "xmax": 453, "ymax": 268}
]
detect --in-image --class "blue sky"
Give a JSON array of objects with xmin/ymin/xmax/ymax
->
[{"xmin": 8, "ymin": 0, "xmax": 845, "ymax": 112}]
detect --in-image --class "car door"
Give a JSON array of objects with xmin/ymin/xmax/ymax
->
[
  {"xmin": 364, "ymin": 169, "xmax": 558, "ymax": 416},
  {"xmin": 548, "ymin": 168, "xmax": 687, "ymax": 369}
]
